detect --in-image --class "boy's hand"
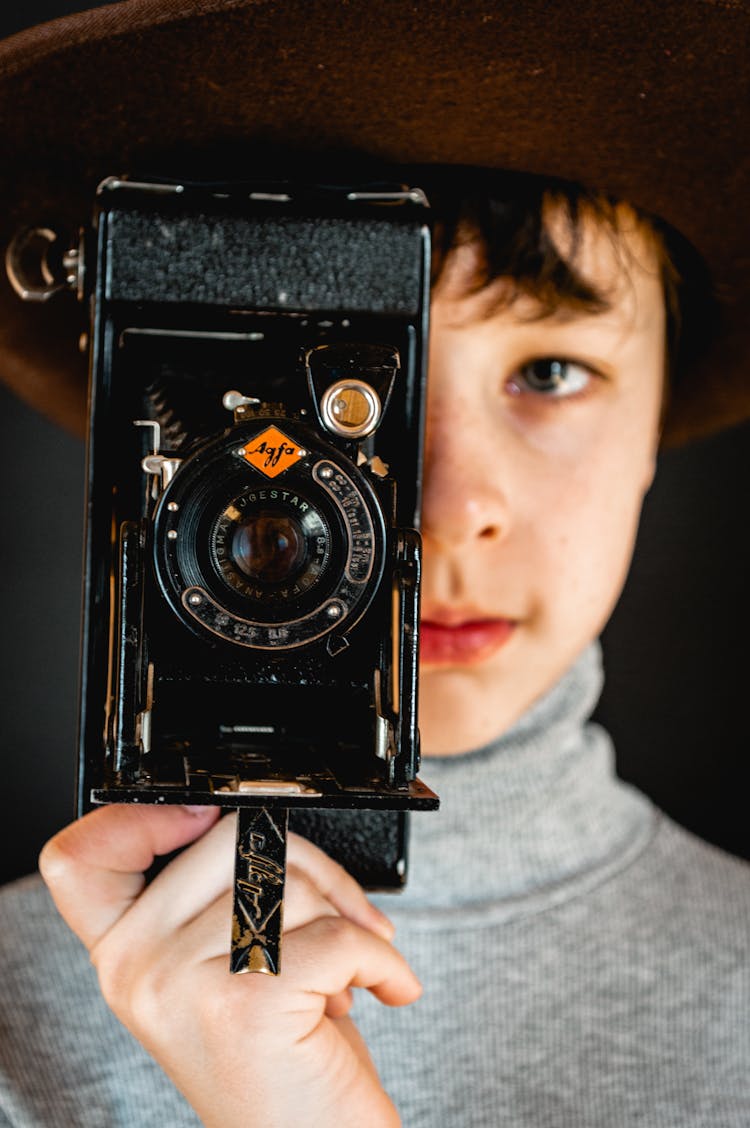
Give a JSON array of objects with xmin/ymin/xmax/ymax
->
[{"xmin": 39, "ymin": 805, "xmax": 420, "ymax": 1127}]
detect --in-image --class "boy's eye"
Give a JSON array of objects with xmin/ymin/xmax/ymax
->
[{"xmin": 509, "ymin": 358, "xmax": 593, "ymax": 398}]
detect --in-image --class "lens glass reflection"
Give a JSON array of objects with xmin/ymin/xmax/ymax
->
[{"xmin": 231, "ymin": 510, "xmax": 306, "ymax": 583}]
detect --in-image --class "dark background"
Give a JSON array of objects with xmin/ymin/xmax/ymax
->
[{"xmin": 1, "ymin": 2, "xmax": 748, "ymax": 886}]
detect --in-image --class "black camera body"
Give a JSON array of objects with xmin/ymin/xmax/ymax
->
[{"xmin": 76, "ymin": 176, "xmax": 437, "ymax": 967}]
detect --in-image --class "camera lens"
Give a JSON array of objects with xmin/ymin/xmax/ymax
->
[
  {"xmin": 231, "ymin": 510, "xmax": 305, "ymax": 584},
  {"xmin": 157, "ymin": 434, "xmax": 386, "ymax": 646},
  {"xmin": 210, "ymin": 486, "xmax": 331, "ymax": 607}
]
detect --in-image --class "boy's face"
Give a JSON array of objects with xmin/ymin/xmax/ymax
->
[{"xmin": 419, "ymin": 207, "xmax": 665, "ymax": 755}]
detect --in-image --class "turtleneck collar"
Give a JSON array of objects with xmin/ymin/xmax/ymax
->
[{"xmin": 391, "ymin": 644, "xmax": 655, "ymax": 916}]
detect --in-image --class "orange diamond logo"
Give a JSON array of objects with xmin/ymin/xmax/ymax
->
[{"xmin": 241, "ymin": 426, "xmax": 304, "ymax": 479}]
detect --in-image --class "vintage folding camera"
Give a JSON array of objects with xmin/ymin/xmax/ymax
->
[{"xmin": 44, "ymin": 175, "xmax": 439, "ymax": 973}]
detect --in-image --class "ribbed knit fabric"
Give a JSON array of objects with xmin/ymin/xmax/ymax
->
[
  {"xmin": 381, "ymin": 644, "xmax": 654, "ymax": 913},
  {"xmin": 1, "ymin": 644, "xmax": 748, "ymax": 1126}
]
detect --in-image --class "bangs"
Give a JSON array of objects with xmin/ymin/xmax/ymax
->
[
  {"xmin": 426, "ymin": 169, "xmax": 717, "ymax": 388},
  {"xmin": 431, "ymin": 173, "xmax": 615, "ymax": 318}
]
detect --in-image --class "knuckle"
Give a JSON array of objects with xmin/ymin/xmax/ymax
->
[
  {"xmin": 90, "ymin": 940, "xmax": 134, "ymax": 1015},
  {"xmin": 321, "ymin": 858, "xmax": 360, "ymax": 897},
  {"xmin": 288, "ymin": 833, "xmax": 363, "ymax": 896},
  {"xmin": 289, "ymin": 831, "xmax": 338, "ymax": 870},
  {"xmin": 93, "ymin": 941, "xmax": 176, "ymax": 1037},
  {"xmin": 312, "ymin": 913, "xmax": 359, "ymax": 949},
  {"xmin": 286, "ymin": 861, "xmax": 312, "ymax": 889},
  {"xmin": 127, "ymin": 963, "xmax": 175, "ymax": 1032},
  {"xmin": 202, "ymin": 981, "xmax": 253, "ymax": 1029},
  {"xmin": 197, "ymin": 976, "xmax": 275, "ymax": 1044},
  {"xmin": 38, "ymin": 831, "xmax": 79, "ymax": 887}
]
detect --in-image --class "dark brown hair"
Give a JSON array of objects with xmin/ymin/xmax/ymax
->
[{"xmin": 426, "ymin": 169, "xmax": 718, "ymax": 397}]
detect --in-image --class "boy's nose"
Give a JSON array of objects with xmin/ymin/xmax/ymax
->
[{"xmin": 420, "ymin": 419, "xmax": 510, "ymax": 550}]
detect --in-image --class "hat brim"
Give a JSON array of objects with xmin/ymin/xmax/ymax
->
[{"xmin": 0, "ymin": 0, "xmax": 747, "ymax": 441}]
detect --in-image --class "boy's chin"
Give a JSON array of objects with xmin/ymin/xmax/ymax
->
[
  {"xmin": 417, "ymin": 663, "xmax": 529, "ymax": 757},
  {"xmin": 417, "ymin": 639, "xmax": 585, "ymax": 756}
]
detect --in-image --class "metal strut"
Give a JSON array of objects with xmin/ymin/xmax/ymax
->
[{"xmin": 230, "ymin": 807, "xmax": 288, "ymax": 975}]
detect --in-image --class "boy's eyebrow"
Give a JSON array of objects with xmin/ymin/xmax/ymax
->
[
  {"xmin": 533, "ymin": 297, "xmax": 614, "ymax": 323},
  {"xmin": 502, "ymin": 287, "xmax": 615, "ymax": 326},
  {"xmin": 454, "ymin": 258, "xmax": 617, "ymax": 325}
]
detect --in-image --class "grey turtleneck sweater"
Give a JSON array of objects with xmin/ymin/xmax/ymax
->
[{"xmin": 0, "ymin": 645, "xmax": 748, "ymax": 1126}]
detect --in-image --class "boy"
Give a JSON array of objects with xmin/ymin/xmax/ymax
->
[{"xmin": 0, "ymin": 4, "xmax": 748, "ymax": 1125}]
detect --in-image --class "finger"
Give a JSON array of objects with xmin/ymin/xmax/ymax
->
[
  {"xmin": 117, "ymin": 822, "xmax": 393, "ymax": 943},
  {"xmin": 109, "ymin": 826, "xmax": 354, "ymax": 954},
  {"xmin": 284, "ymin": 864, "xmax": 342, "ymax": 932},
  {"xmin": 143, "ymin": 871, "xmax": 402, "ymax": 982},
  {"xmin": 38, "ymin": 804, "xmax": 220, "ymax": 950},
  {"xmin": 279, "ymin": 916, "xmax": 421, "ymax": 1007},
  {"xmin": 287, "ymin": 832, "xmax": 395, "ymax": 940},
  {"xmin": 142, "ymin": 864, "xmax": 342, "ymax": 967},
  {"xmin": 134, "ymin": 810, "xmax": 237, "ymax": 930}
]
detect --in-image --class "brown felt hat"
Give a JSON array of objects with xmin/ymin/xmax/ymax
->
[{"xmin": 0, "ymin": 0, "xmax": 747, "ymax": 443}]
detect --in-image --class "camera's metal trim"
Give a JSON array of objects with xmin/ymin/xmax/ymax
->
[
  {"xmin": 126, "ymin": 327, "xmax": 266, "ymax": 342},
  {"xmin": 219, "ymin": 780, "xmax": 322, "ymax": 796},
  {"xmin": 346, "ymin": 189, "xmax": 429, "ymax": 206},
  {"xmin": 320, "ymin": 378, "xmax": 382, "ymax": 439},
  {"xmin": 91, "ymin": 777, "xmax": 439, "ymax": 809},
  {"xmin": 180, "ymin": 585, "xmax": 357, "ymax": 650},
  {"xmin": 95, "ymin": 176, "xmax": 428, "ymax": 208},
  {"xmin": 97, "ymin": 175, "xmax": 185, "ymax": 197},
  {"xmin": 5, "ymin": 226, "xmax": 83, "ymax": 302}
]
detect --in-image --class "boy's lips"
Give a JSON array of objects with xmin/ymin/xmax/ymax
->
[{"xmin": 419, "ymin": 615, "xmax": 517, "ymax": 666}]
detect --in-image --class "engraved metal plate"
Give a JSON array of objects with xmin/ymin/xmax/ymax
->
[{"xmin": 231, "ymin": 807, "xmax": 288, "ymax": 975}]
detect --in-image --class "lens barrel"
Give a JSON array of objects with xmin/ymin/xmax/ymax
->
[{"xmin": 152, "ymin": 417, "xmax": 386, "ymax": 650}]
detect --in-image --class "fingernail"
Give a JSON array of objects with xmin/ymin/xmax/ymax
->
[{"xmin": 183, "ymin": 804, "xmax": 216, "ymax": 816}]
